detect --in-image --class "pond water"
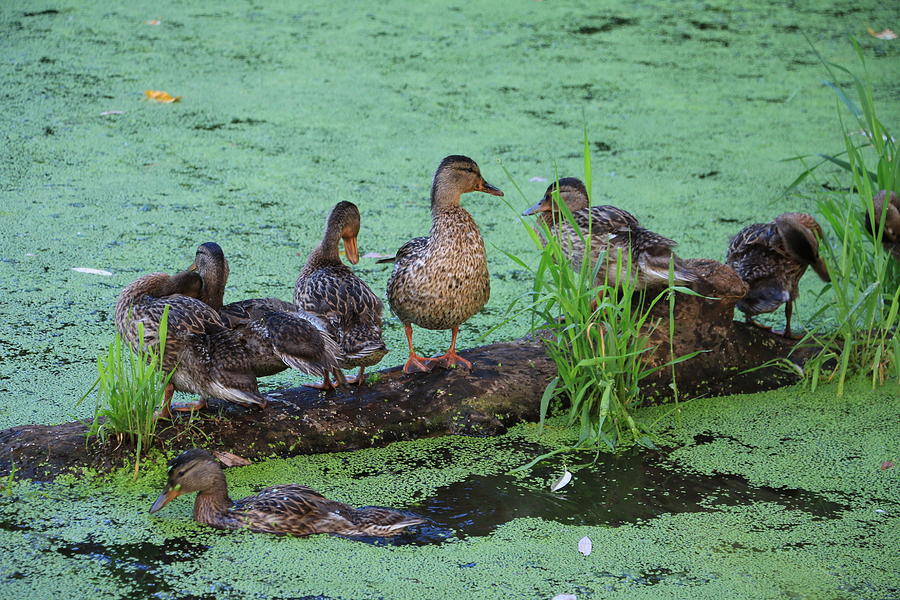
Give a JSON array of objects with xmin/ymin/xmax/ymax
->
[{"xmin": 1, "ymin": 0, "xmax": 898, "ymax": 598}]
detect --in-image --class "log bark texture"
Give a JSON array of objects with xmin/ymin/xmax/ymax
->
[{"xmin": 0, "ymin": 259, "xmax": 812, "ymax": 480}]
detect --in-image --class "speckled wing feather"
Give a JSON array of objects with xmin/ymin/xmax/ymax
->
[
  {"xmin": 294, "ymin": 264, "xmax": 387, "ymax": 368},
  {"xmin": 232, "ymin": 485, "xmax": 424, "ymax": 537}
]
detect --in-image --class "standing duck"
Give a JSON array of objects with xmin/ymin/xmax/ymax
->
[
  {"xmin": 294, "ymin": 202, "xmax": 388, "ymax": 387},
  {"xmin": 189, "ymin": 242, "xmax": 344, "ymax": 384},
  {"xmin": 380, "ymin": 155, "xmax": 503, "ymax": 373},
  {"xmin": 115, "ymin": 269, "xmax": 266, "ymax": 415},
  {"xmin": 150, "ymin": 449, "xmax": 425, "ymax": 537},
  {"xmin": 522, "ymin": 177, "xmax": 697, "ymax": 288},
  {"xmin": 865, "ymin": 190, "xmax": 900, "ymax": 262},
  {"xmin": 726, "ymin": 212, "xmax": 830, "ymax": 338}
]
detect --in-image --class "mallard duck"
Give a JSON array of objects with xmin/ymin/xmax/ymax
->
[
  {"xmin": 150, "ymin": 448, "xmax": 425, "ymax": 537},
  {"xmin": 865, "ymin": 190, "xmax": 900, "ymax": 262},
  {"xmin": 115, "ymin": 269, "xmax": 266, "ymax": 416},
  {"xmin": 522, "ymin": 177, "xmax": 697, "ymax": 288},
  {"xmin": 725, "ymin": 212, "xmax": 830, "ymax": 338},
  {"xmin": 189, "ymin": 242, "xmax": 344, "ymax": 384},
  {"xmin": 380, "ymin": 155, "xmax": 503, "ymax": 373},
  {"xmin": 294, "ymin": 202, "xmax": 388, "ymax": 387}
]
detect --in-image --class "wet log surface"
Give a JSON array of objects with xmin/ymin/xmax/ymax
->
[{"xmin": 0, "ymin": 259, "xmax": 815, "ymax": 481}]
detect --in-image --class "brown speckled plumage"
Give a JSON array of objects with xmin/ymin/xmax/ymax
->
[
  {"xmin": 115, "ymin": 270, "xmax": 266, "ymax": 409},
  {"xmin": 725, "ymin": 212, "xmax": 830, "ymax": 337},
  {"xmin": 191, "ymin": 242, "xmax": 343, "ymax": 381},
  {"xmin": 294, "ymin": 202, "xmax": 387, "ymax": 385},
  {"xmin": 865, "ymin": 190, "xmax": 900, "ymax": 262},
  {"xmin": 150, "ymin": 449, "xmax": 425, "ymax": 537},
  {"xmin": 382, "ymin": 156, "xmax": 503, "ymax": 373},
  {"xmin": 523, "ymin": 177, "xmax": 697, "ymax": 288}
]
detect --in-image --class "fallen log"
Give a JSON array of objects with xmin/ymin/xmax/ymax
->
[{"xmin": 0, "ymin": 259, "xmax": 814, "ymax": 481}]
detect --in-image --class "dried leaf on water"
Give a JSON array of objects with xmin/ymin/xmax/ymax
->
[
  {"xmin": 144, "ymin": 90, "xmax": 181, "ymax": 103},
  {"xmin": 550, "ymin": 470, "xmax": 572, "ymax": 492},
  {"xmin": 867, "ymin": 27, "xmax": 897, "ymax": 40},
  {"xmin": 144, "ymin": 19, "xmax": 161, "ymax": 25},
  {"xmin": 578, "ymin": 535, "xmax": 592, "ymax": 556},
  {"xmin": 71, "ymin": 267, "xmax": 113, "ymax": 276},
  {"xmin": 213, "ymin": 450, "xmax": 251, "ymax": 467},
  {"xmin": 881, "ymin": 460, "xmax": 894, "ymax": 470}
]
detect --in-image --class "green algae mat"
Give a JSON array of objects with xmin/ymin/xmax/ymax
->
[
  {"xmin": 1, "ymin": 382, "xmax": 897, "ymax": 599},
  {"xmin": 1, "ymin": 0, "xmax": 899, "ymax": 598}
]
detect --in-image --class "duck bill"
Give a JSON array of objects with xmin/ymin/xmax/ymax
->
[
  {"xmin": 477, "ymin": 179, "xmax": 504, "ymax": 197},
  {"xmin": 342, "ymin": 235, "xmax": 359, "ymax": 265},
  {"xmin": 522, "ymin": 199, "xmax": 550, "ymax": 217},
  {"xmin": 149, "ymin": 488, "xmax": 182, "ymax": 513}
]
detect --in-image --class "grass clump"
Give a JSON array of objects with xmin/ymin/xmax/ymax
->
[
  {"xmin": 80, "ymin": 307, "xmax": 174, "ymax": 478},
  {"xmin": 499, "ymin": 135, "xmax": 696, "ymax": 467},
  {"xmin": 786, "ymin": 39, "xmax": 900, "ymax": 393}
]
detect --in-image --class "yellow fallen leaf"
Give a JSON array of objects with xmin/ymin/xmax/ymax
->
[
  {"xmin": 867, "ymin": 27, "xmax": 897, "ymax": 40},
  {"xmin": 144, "ymin": 90, "xmax": 181, "ymax": 103}
]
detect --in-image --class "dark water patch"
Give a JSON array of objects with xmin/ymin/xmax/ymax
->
[
  {"xmin": 48, "ymin": 536, "xmax": 209, "ymax": 600},
  {"xmin": 574, "ymin": 16, "xmax": 638, "ymax": 35},
  {"xmin": 23, "ymin": 9, "xmax": 59, "ymax": 17},
  {"xmin": 401, "ymin": 448, "xmax": 848, "ymax": 541}
]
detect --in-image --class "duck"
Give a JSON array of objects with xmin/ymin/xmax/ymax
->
[
  {"xmin": 379, "ymin": 155, "xmax": 503, "ymax": 373},
  {"xmin": 865, "ymin": 190, "xmax": 900, "ymax": 262},
  {"xmin": 189, "ymin": 242, "xmax": 344, "ymax": 385},
  {"xmin": 294, "ymin": 202, "xmax": 388, "ymax": 387},
  {"xmin": 115, "ymin": 269, "xmax": 266, "ymax": 416},
  {"xmin": 725, "ymin": 212, "xmax": 830, "ymax": 338},
  {"xmin": 149, "ymin": 448, "xmax": 426, "ymax": 537},
  {"xmin": 522, "ymin": 177, "xmax": 697, "ymax": 289}
]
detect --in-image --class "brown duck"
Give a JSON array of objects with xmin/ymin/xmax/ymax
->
[
  {"xmin": 294, "ymin": 202, "xmax": 388, "ymax": 388},
  {"xmin": 380, "ymin": 155, "xmax": 503, "ymax": 373},
  {"xmin": 865, "ymin": 190, "xmax": 900, "ymax": 262},
  {"xmin": 150, "ymin": 449, "xmax": 425, "ymax": 537},
  {"xmin": 115, "ymin": 269, "xmax": 266, "ymax": 415},
  {"xmin": 725, "ymin": 212, "xmax": 830, "ymax": 338},
  {"xmin": 523, "ymin": 177, "xmax": 697, "ymax": 288},
  {"xmin": 190, "ymin": 242, "xmax": 344, "ymax": 383}
]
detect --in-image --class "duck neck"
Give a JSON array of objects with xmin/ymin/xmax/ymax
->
[
  {"xmin": 430, "ymin": 176, "xmax": 463, "ymax": 213},
  {"xmin": 198, "ymin": 264, "xmax": 228, "ymax": 311},
  {"xmin": 308, "ymin": 217, "xmax": 344, "ymax": 267},
  {"xmin": 192, "ymin": 478, "xmax": 235, "ymax": 528}
]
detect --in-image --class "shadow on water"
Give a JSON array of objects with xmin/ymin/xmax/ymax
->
[{"xmin": 0, "ymin": 440, "xmax": 850, "ymax": 596}]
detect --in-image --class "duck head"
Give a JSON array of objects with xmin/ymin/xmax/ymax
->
[
  {"xmin": 431, "ymin": 155, "xmax": 503, "ymax": 208},
  {"xmin": 869, "ymin": 190, "xmax": 900, "ymax": 242},
  {"xmin": 326, "ymin": 201, "xmax": 361, "ymax": 264},
  {"xmin": 189, "ymin": 242, "xmax": 229, "ymax": 309},
  {"xmin": 523, "ymin": 177, "xmax": 590, "ymax": 224},
  {"xmin": 149, "ymin": 449, "xmax": 225, "ymax": 513}
]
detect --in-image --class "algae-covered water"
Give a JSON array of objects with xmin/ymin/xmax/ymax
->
[
  {"xmin": 1, "ymin": 382, "xmax": 897, "ymax": 599},
  {"xmin": 2, "ymin": 0, "xmax": 899, "ymax": 598}
]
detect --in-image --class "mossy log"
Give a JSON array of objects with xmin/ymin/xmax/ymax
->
[{"xmin": 0, "ymin": 259, "xmax": 812, "ymax": 480}]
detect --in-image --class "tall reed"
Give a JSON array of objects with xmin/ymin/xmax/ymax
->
[
  {"xmin": 81, "ymin": 307, "xmax": 174, "ymax": 478},
  {"xmin": 786, "ymin": 39, "xmax": 899, "ymax": 392}
]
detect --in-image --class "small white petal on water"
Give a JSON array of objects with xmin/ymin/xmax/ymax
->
[
  {"xmin": 550, "ymin": 470, "xmax": 572, "ymax": 492},
  {"xmin": 99, "ymin": 110, "xmax": 127, "ymax": 116},
  {"xmin": 552, "ymin": 595, "xmax": 577, "ymax": 600},
  {"xmin": 71, "ymin": 267, "xmax": 113, "ymax": 276},
  {"xmin": 362, "ymin": 252, "xmax": 394, "ymax": 259},
  {"xmin": 578, "ymin": 536, "xmax": 592, "ymax": 556},
  {"xmin": 529, "ymin": 176, "xmax": 548, "ymax": 183}
]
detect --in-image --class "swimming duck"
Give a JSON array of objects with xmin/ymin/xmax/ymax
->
[
  {"xmin": 380, "ymin": 155, "xmax": 503, "ymax": 373},
  {"xmin": 150, "ymin": 448, "xmax": 425, "ymax": 537},
  {"xmin": 294, "ymin": 202, "xmax": 388, "ymax": 387},
  {"xmin": 725, "ymin": 212, "xmax": 830, "ymax": 338},
  {"xmin": 522, "ymin": 177, "xmax": 697, "ymax": 288},
  {"xmin": 115, "ymin": 269, "xmax": 266, "ymax": 416},
  {"xmin": 189, "ymin": 242, "xmax": 344, "ymax": 384},
  {"xmin": 865, "ymin": 190, "xmax": 900, "ymax": 262}
]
